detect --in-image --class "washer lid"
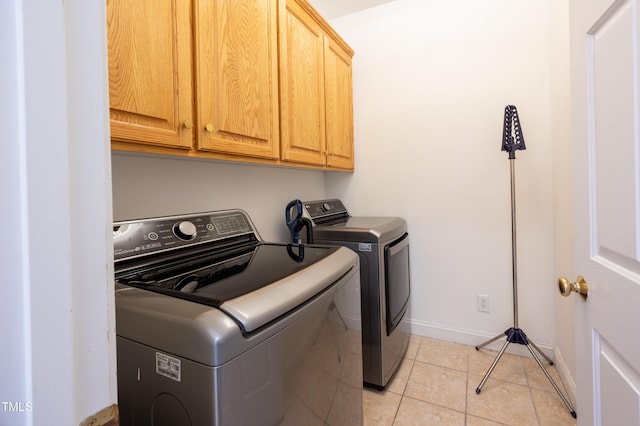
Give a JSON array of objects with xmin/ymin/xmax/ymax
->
[
  {"xmin": 312, "ymin": 216, "xmax": 407, "ymax": 243},
  {"xmin": 116, "ymin": 243, "xmax": 357, "ymax": 333},
  {"xmin": 220, "ymin": 245, "xmax": 357, "ymax": 332}
]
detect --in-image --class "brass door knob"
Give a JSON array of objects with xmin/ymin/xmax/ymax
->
[
  {"xmin": 183, "ymin": 120, "xmax": 193, "ymax": 129},
  {"xmin": 558, "ymin": 276, "xmax": 589, "ymax": 300},
  {"xmin": 205, "ymin": 123, "xmax": 214, "ymax": 132}
]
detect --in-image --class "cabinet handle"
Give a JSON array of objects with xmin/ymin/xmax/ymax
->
[
  {"xmin": 183, "ymin": 120, "xmax": 193, "ymax": 129},
  {"xmin": 205, "ymin": 123, "xmax": 213, "ymax": 132}
]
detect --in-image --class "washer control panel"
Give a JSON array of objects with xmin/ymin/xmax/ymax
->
[
  {"xmin": 303, "ymin": 199, "xmax": 348, "ymax": 220},
  {"xmin": 113, "ymin": 210, "xmax": 255, "ymax": 261}
]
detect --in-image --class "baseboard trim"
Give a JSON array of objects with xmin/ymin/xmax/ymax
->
[
  {"xmin": 553, "ymin": 346, "xmax": 577, "ymax": 405},
  {"xmin": 406, "ymin": 318, "xmax": 555, "ymax": 360}
]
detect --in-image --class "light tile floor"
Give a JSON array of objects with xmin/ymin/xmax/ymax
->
[{"xmin": 364, "ymin": 335, "xmax": 577, "ymax": 426}]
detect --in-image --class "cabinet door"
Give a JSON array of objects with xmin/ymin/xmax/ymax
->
[
  {"xmin": 324, "ymin": 36, "xmax": 354, "ymax": 170},
  {"xmin": 195, "ymin": 0, "xmax": 280, "ymax": 159},
  {"xmin": 279, "ymin": 0, "xmax": 326, "ymax": 166},
  {"xmin": 107, "ymin": 0, "xmax": 193, "ymax": 149}
]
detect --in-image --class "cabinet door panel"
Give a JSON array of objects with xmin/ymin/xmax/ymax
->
[
  {"xmin": 196, "ymin": 0, "xmax": 279, "ymax": 159},
  {"xmin": 324, "ymin": 37, "xmax": 354, "ymax": 170},
  {"xmin": 107, "ymin": 0, "xmax": 193, "ymax": 148},
  {"xmin": 279, "ymin": 0, "xmax": 326, "ymax": 165}
]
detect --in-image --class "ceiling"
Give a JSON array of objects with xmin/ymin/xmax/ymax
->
[{"xmin": 309, "ymin": 0, "xmax": 396, "ymax": 19}]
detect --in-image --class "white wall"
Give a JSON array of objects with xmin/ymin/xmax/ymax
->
[
  {"xmin": 0, "ymin": 0, "xmax": 115, "ymax": 424},
  {"xmin": 549, "ymin": 0, "xmax": 576, "ymax": 399},
  {"xmin": 311, "ymin": 0, "xmax": 396, "ymax": 19},
  {"xmin": 325, "ymin": 0, "xmax": 561, "ymax": 354},
  {"xmin": 111, "ymin": 153, "xmax": 328, "ymax": 242},
  {"xmin": 1, "ymin": 0, "xmax": 30, "ymax": 420}
]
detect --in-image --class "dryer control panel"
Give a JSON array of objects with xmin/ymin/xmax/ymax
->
[{"xmin": 303, "ymin": 199, "xmax": 349, "ymax": 221}]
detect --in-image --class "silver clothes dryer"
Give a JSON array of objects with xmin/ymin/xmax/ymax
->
[{"xmin": 301, "ymin": 199, "xmax": 410, "ymax": 389}]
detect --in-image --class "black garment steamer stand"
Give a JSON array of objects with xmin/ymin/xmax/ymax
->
[{"xmin": 474, "ymin": 105, "xmax": 577, "ymax": 419}]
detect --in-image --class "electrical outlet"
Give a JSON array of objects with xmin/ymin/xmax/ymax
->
[{"xmin": 477, "ymin": 294, "xmax": 490, "ymax": 313}]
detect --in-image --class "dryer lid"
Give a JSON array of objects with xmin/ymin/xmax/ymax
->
[{"xmin": 312, "ymin": 216, "xmax": 407, "ymax": 243}]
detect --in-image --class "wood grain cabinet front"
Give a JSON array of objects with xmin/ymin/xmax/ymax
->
[
  {"xmin": 195, "ymin": 0, "xmax": 280, "ymax": 159},
  {"xmin": 107, "ymin": 0, "xmax": 194, "ymax": 150},
  {"xmin": 107, "ymin": 0, "xmax": 353, "ymax": 171},
  {"xmin": 279, "ymin": 0, "xmax": 354, "ymax": 170},
  {"xmin": 324, "ymin": 35, "xmax": 354, "ymax": 170}
]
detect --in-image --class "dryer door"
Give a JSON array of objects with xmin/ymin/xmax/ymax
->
[{"xmin": 384, "ymin": 232, "xmax": 410, "ymax": 334}]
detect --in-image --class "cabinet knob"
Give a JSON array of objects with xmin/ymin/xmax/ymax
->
[
  {"xmin": 183, "ymin": 120, "xmax": 193, "ymax": 129},
  {"xmin": 205, "ymin": 123, "xmax": 214, "ymax": 132}
]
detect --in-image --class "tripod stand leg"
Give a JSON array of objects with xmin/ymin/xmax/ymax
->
[
  {"xmin": 475, "ymin": 333, "xmax": 505, "ymax": 351},
  {"xmin": 475, "ymin": 339, "xmax": 510, "ymax": 394},
  {"xmin": 527, "ymin": 338, "xmax": 554, "ymax": 365},
  {"xmin": 524, "ymin": 344, "xmax": 577, "ymax": 418}
]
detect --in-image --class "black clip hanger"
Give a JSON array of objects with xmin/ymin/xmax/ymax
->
[{"xmin": 501, "ymin": 105, "xmax": 526, "ymax": 159}]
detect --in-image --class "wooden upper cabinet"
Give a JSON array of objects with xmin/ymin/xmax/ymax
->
[
  {"xmin": 279, "ymin": 0, "xmax": 354, "ymax": 170},
  {"xmin": 107, "ymin": 0, "xmax": 353, "ymax": 170},
  {"xmin": 324, "ymin": 36, "xmax": 354, "ymax": 170},
  {"xmin": 279, "ymin": 0, "xmax": 326, "ymax": 166},
  {"xmin": 107, "ymin": 0, "xmax": 193, "ymax": 149},
  {"xmin": 195, "ymin": 0, "xmax": 280, "ymax": 159}
]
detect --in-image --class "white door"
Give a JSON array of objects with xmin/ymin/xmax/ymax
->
[{"xmin": 570, "ymin": 0, "xmax": 640, "ymax": 424}]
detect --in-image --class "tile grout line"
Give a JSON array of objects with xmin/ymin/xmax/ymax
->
[
  {"xmin": 522, "ymin": 358, "xmax": 542, "ymax": 425},
  {"xmin": 365, "ymin": 336, "xmax": 574, "ymax": 425},
  {"xmin": 391, "ymin": 339, "xmax": 420, "ymax": 424},
  {"xmin": 465, "ymin": 347, "xmax": 470, "ymax": 425}
]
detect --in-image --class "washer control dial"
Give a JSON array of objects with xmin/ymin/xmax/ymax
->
[
  {"xmin": 321, "ymin": 202, "xmax": 331, "ymax": 212},
  {"xmin": 173, "ymin": 221, "xmax": 197, "ymax": 241}
]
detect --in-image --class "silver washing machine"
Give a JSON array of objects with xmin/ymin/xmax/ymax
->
[
  {"xmin": 301, "ymin": 199, "xmax": 410, "ymax": 389},
  {"xmin": 114, "ymin": 209, "xmax": 362, "ymax": 425}
]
